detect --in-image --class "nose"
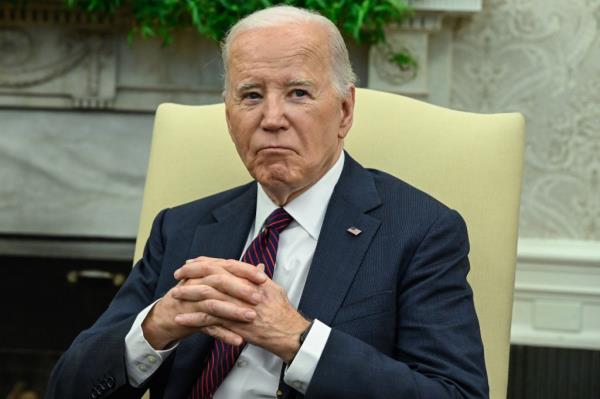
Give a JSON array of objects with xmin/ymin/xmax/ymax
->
[{"xmin": 260, "ymin": 94, "xmax": 289, "ymax": 132}]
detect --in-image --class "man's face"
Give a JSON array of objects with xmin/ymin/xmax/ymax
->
[{"xmin": 224, "ymin": 23, "xmax": 355, "ymax": 205}]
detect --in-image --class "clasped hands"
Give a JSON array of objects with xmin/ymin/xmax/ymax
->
[{"xmin": 142, "ymin": 257, "xmax": 310, "ymax": 363}]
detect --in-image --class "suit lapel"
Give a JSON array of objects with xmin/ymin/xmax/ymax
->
[
  {"xmin": 163, "ymin": 183, "xmax": 257, "ymax": 398},
  {"xmin": 298, "ymin": 154, "xmax": 382, "ymax": 325},
  {"xmin": 186, "ymin": 184, "xmax": 257, "ymax": 261}
]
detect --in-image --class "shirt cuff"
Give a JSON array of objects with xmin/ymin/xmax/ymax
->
[
  {"xmin": 124, "ymin": 300, "xmax": 179, "ymax": 387},
  {"xmin": 283, "ymin": 319, "xmax": 331, "ymax": 394}
]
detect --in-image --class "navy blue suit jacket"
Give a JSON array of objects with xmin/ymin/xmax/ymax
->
[{"xmin": 47, "ymin": 153, "xmax": 488, "ymax": 399}]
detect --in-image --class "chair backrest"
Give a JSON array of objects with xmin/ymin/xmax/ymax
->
[{"xmin": 135, "ymin": 88, "xmax": 525, "ymax": 399}]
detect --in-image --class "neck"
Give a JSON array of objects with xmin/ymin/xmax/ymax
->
[{"xmin": 262, "ymin": 185, "xmax": 307, "ymax": 207}]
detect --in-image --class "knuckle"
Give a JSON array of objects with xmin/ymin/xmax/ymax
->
[
  {"xmin": 214, "ymin": 274, "xmax": 225, "ymax": 286},
  {"xmin": 197, "ymin": 285, "xmax": 212, "ymax": 298},
  {"xmin": 242, "ymin": 284, "xmax": 256, "ymax": 298},
  {"xmin": 203, "ymin": 325, "xmax": 216, "ymax": 335},
  {"xmin": 198, "ymin": 262, "xmax": 209, "ymax": 273},
  {"xmin": 239, "ymin": 283, "xmax": 253, "ymax": 296},
  {"xmin": 198, "ymin": 312, "xmax": 210, "ymax": 325},
  {"xmin": 206, "ymin": 300, "xmax": 218, "ymax": 314},
  {"xmin": 190, "ymin": 312, "xmax": 205, "ymax": 326},
  {"xmin": 198, "ymin": 285, "xmax": 213, "ymax": 299}
]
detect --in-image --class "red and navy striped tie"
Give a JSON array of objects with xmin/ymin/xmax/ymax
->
[{"xmin": 189, "ymin": 207, "xmax": 293, "ymax": 399}]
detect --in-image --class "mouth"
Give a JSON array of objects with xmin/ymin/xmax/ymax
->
[{"xmin": 257, "ymin": 146, "xmax": 295, "ymax": 154}]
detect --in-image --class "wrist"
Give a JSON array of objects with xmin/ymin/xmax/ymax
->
[
  {"xmin": 142, "ymin": 302, "xmax": 176, "ymax": 350},
  {"xmin": 298, "ymin": 319, "xmax": 314, "ymax": 346},
  {"xmin": 282, "ymin": 318, "xmax": 313, "ymax": 364}
]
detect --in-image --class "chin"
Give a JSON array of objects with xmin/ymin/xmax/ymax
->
[
  {"xmin": 257, "ymin": 171, "xmax": 291, "ymax": 186},
  {"xmin": 254, "ymin": 165, "xmax": 296, "ymax": 186}
]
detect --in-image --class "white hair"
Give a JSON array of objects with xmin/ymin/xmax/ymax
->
[{"xmin": 221, "ymin": 5, "xmax": 356, "ymax": 97}]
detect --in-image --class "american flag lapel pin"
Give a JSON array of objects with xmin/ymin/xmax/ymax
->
[{"xmin": 347, "ymin": 226, "xmax": 362, "ymax": 236}]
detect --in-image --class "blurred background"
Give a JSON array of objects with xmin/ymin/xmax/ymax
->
[{"xmin": 0, "ymin": 0, "xmax": 598, "ymax": 397}]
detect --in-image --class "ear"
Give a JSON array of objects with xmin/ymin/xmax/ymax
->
[
  {"xmin": 338, "ymin": 85, "xmax": 355, "ymax": 139},
  {"xmin": 225, "ymin": 100, "xmax": 233, "ymax": 135}
]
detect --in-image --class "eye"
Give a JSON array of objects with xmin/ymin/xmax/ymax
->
[
  {"xmin": 291, "ymin": 89, "xmax": 308, "ymax": 98},
  {"xmin": 242, "ymin": 92, "xmax": 262, "ymax": 100}
]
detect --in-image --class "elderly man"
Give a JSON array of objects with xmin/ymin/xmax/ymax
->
[{"xmin": 47, "ymin": 5, "xmax": 488, "ymax": 399}]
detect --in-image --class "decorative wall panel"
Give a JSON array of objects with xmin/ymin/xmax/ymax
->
[
  {"xmin": 0, "ymin": 2, "xmax": 224, "ymax": 111},
  {"xmin": 368, "ymin": 0, "xmax": 482, "ymax": 105},
  {"xmin": 451, "ymin": 0, "xmax": 600, "ymax": 240}
]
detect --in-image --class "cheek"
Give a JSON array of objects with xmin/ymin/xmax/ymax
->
[
  {"xmin": 303, "ymin": 126, "xmax": 340, "ymax": 158},
  {"xmin": 229, "ymin": 118, "xmax": 255, "ymax": 151}
]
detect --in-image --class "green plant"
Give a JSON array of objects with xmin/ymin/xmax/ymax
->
[{"xmin": 63, "ymin": 0, "xmax": 415, "ymax": 71}]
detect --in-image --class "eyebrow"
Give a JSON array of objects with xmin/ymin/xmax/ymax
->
[
  {"xmin": 236, "ymin": 82, "xmax": 262, "ymax": 92},
  {"xmin": 286, "ymin": 79, "xmax": 314, "ymax": 88},
  {"xmin": 235, "ymin": 79, "xmax": 315, "ymax": 92}
]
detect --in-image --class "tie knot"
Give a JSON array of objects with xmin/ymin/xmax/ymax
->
[{"xmin": 264, "ymin": 208, "xmax": 293, "ymax": 233}]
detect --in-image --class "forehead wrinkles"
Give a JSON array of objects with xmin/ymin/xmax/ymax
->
[
  {"xmin": 228, "ymin": 25, "xmax": 332, "ymax": 80},
  {"xmin": 232, "ymin": 48, "xmax": 327, "ymax": 76}
]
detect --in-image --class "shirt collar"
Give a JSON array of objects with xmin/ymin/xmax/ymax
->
[{"xmin": 255, "ymin": 151, "xmax": 345, "ymax": 240}]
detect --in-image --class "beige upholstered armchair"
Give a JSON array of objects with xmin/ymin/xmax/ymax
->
[{"xmin": 135, "ymin": 88, "xmax": 525, "ymax": 399}]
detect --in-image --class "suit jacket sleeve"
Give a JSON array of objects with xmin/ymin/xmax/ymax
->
[
  {"xmin": 45, "ymin": 209, "xmax": 170, "ymax": 399},
  {"xmin": 305, "ymin": 209, "xmax": 489, "ymax": 399}
]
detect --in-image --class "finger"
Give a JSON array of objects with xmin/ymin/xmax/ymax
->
[
  {"xmin": 176, "ymin": 258, "xmax": 259, "ymax": 281},
  {"xmin": 202, "ymin": 325, "xmax": 244, "ymax": 346},
  {"xmin": 185, "ymin": 255, "xmax": 229, "ymax": 264},
  {"xmin": 174, "ymin": 309, "xmax": 252, "ymax": 331},
  {"xmin": 220, "ymin": 259, "xmax": 268, "ymax": 284},
  {"xmin": 174, "ymin": 257, "xmax": 226, "ymax": 280},
  {"xmin": 173, "ymin": 311, "xmax": 220, "ymax": 328},
  {"xmin": 173, "ymin": 284, "xmax": 258, "ymax": 305},
  {"xmin": 176, "ymin": 258, "xmax": 267, "ymax": 285},
  {"xmin": 186, "ymin": 274, "xmax": 262, "ymax": 305},
  {"xmin": 190, "ymin": 299, "xmax": 256, "ymax": 322},
  {"xmin": 172, "ymin": 284, "xmax": 222, "ymax": 301}
]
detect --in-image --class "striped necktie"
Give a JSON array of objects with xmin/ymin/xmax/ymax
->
[{"xmin": 189, "ymin": 207, "xmax": 294, "ymax": 399}]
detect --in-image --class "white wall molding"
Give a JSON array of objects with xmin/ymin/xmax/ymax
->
[
  {"xmin": 517, "ymin": 239, "xmax": 600, "ymax": 267},
  {"xmin": 409, "ymin": 0, "xmax": 482, "ymax": 13},
  {"xmin": 512, "ymin": 238, "xmax": 600, "ymax": 350}
]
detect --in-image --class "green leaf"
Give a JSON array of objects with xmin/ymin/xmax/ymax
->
[{"xmin": 140, "ymin": 24, "xmax": 155, "ymax": 38}]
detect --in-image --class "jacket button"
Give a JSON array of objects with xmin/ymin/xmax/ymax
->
[
  {"xmin": 276, "ymin": 389, "xmax": 283, "ymax": 397},
  {"xmin": 105, "ymin": 376, "xmax": 115, "ymax": 388}
]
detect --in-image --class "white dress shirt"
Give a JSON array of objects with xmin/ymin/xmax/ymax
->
[{"xmin": 124, "ymin": 152, "xmax": 345, "ymax": 397}]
